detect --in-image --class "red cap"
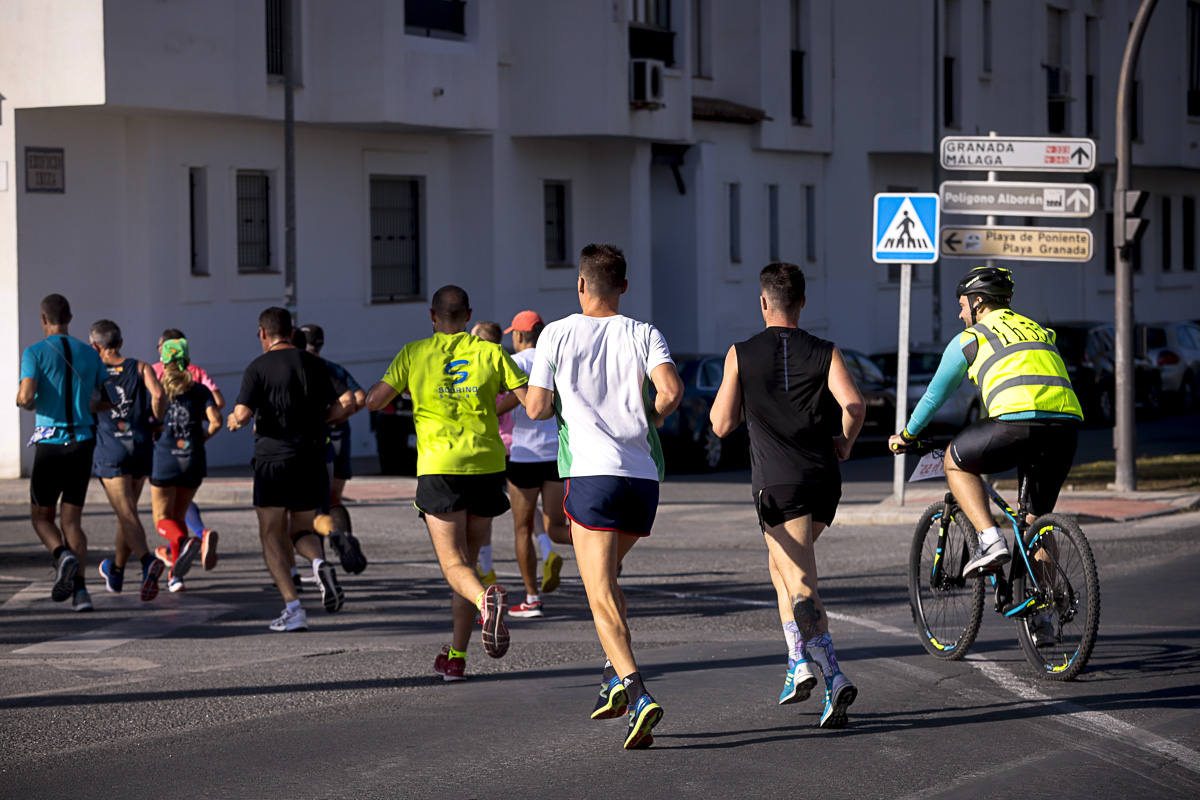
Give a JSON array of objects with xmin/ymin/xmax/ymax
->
[{"xmin": 504, "ymin": 310, "xmax": 544, "ymax": 333}]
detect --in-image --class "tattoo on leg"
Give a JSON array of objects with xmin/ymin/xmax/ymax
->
[{"xmin": 791, "ymin": 595, "xmax": 823, "ymax": 640}]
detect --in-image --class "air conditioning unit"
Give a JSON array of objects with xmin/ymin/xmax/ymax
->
[{"xmin": 630, "ymin": 58, "xmax": 665, "ymax": 109}]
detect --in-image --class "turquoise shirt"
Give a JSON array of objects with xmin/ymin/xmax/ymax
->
[{"xmin": 19, "ymin": 335, "xmax": 107, "ymax": 444}]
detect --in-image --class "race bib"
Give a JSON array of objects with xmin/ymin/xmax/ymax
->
[
  {"xmin": 909, "ymin": 449, "xmax": 947, "ymax": 482},
  {"xmin": 27, "ymin": 426, "xmax": 58, "ymax": 446}
]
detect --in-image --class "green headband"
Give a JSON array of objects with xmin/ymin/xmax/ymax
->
[{"xmin": 160, "ymin": 338, "xmax": 190, "ymax": 369}]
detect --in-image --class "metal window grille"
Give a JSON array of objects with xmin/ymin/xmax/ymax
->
[
  {"xmin": 370, "ymin": 177, "xmax": 422, "ymax": 302},
  {"xmin": 236, "ymin": 171, "xmax": 272, "ymax": 272},
  {"xmin": 544, "ymin": 181, "xmax": 569, "ymax": 267},
  {"xmin": 266, "ymin": 0, "xmax": 284, "ymax": 76}
]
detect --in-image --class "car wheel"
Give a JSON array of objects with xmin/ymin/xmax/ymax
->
[{"xmin": 696, "ymin": 422, "xmax": 723, "ymax": 471}]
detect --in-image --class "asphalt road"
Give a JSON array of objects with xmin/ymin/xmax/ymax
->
[{"xmin": 0, "ymin": 480, "xmax": 1197, "ymax": 799}]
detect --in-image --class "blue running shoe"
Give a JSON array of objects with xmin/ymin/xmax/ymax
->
[
  {"xmin": 140, "ymin": 558, "xmax": 164, "ymax": 602},
  {"xmin": 818, "ymin": 671, "xmax": 858, "ymax": 729},
  {"xmin": 590, "ymin": 675, "xmax": 628, "ymax": 720},
  {"xmin": 623, "ymin": 692, "xmax": 663, "ymax": 749},
  {"xmin": 778, "ymin": 658, "xmax": 818, "ymax": 705},
  {"xmin": 98, "ymin": 559, "xmax": 124, "ymax": 594}
]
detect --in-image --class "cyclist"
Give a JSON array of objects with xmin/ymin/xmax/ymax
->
[{"xmin": 889, "ymin": 266, "xmax": 1083, "ymax": 645}]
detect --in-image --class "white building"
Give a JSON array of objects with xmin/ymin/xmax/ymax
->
[{"xmin": 2, "ymin": 0, "xmax": 1197, "ymax": 475}]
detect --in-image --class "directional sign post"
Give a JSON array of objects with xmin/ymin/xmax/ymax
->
[
  {"xmin": 872, "ymin": 193, "xmax": 940, "ymax": 506},
  {"xmin": 941, "ymin": 136, "xmax": 1096, "ymax": 172},
  {"xmin": 940, "ymin": 224, "xmax": 1093, "ymax": 262},
  {"xmin": 940, "ymin": 180, "xmax": 1096, "ymax": 218}
]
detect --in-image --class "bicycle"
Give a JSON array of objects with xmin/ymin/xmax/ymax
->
[{"xmin": 894, "ymin": 441, "xmax": 1100, "ymax": 681}]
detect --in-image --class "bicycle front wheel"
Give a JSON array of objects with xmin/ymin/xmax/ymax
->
[
  {"xmin": 908, "ymin": 502, "xmax": 985, "ymax": 660},
  {"xmin": 1012, "ymin": 513, "xmax": 1101, "ymax": 681}
]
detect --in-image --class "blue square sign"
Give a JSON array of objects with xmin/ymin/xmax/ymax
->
[{"xmin": 873, "ymin": 193, "xmax": 940, "ymax": 263}]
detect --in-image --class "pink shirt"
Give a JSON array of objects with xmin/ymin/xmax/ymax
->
[{"xmin": 153, "ymin": 362, "xmax": 221, "ymax": 394}]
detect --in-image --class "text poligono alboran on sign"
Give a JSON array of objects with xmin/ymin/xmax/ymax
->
[{"xmin": 939, "ymin": 181, "xmax": 1095, "ymax": 218}]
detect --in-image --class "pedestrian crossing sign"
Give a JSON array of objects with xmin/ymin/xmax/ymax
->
[{"xmin": 872, "ymin": 193, "xmax": 940, "ymax": 263}]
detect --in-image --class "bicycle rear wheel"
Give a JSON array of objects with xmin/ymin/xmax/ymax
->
[
  {"xmin": 908, "ymin": 502, "xmax": 985, "ymax": 660},
  {"xmin": 1012, "ymin": 513, "xmax": 1101, "ymax": 681}
]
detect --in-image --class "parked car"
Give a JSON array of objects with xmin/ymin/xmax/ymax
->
[
  {"xmin": 869, "ymin": 349, "xmax": 981, "ymax": 431},
  {"xmin": 1083, "ymin": 324, "xmax": 1163, "ymax": 425},
  {"xmin": 372, "ymin": 390, "xmax": 417, "ymax": 474},
  {"xmin": 840, "ymin": 348, "xmax": 897, "ymax": 438},
  {"xmin": 1142, "ymin": 322, "xmax": 1200, "ymax": 412},
  {"xmin": 1043, "ymin": 320, "xmax": 1105, "ymax": 425},
  {"xmin": 657, "ymin": 354, "xmax": 749, "ymax": 473}
]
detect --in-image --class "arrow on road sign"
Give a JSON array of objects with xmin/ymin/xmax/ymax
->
[
  {"xmin": 1066, "ymin": 190, "xmax": 1089, "ymax": 212},
  {"xmin": 944, "ymin": 232, "xmax": 961, "ymax": 252},
  {"xmin": 1071, "ymin": 147, "xmax": 1088, "ymax": 165},
  {"xmin": 939, "ymin": 225, "xmax": 1093, "ymax": 262}
]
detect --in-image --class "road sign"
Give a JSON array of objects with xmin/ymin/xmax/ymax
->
[
  {"xmin": 872, "ymin": 193, "xmax": 940, "ymax": 263},
  {"xmin": 940, "ymin": 136, "xmax": 1096, "ymax": 172},
  {"xmin": 940, "ymin": 180, "xmax": 1096, "ymax": 218},
  {"xmin": 940, "ymin": 225, "xmax": 1093, "ymax": 262}
]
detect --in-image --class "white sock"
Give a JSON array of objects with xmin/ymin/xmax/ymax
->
[
  {"xmin": 980, "ymin": 526, "xmax": 1002, "ymax": 546},
  {"xmin": 536, "ymin": 533, "xmax": 555, "ymax": 561},
  {"xmin": 311, "ymin": 557, "xmax": 325, "ymax": 578},
  {"xmin": 783, "ymin": 621, "xmax": 801, "ymax": 661},
  {"xmin": 285, "ymin": 599, "xmax": 301, "ymax": 613},
  {"xmin": 526, "ymin": 593, "xmax": 541, "ymax": 605},
  {"xmin": 479, "ymin": 545, "xmax": 493, "ymax": 573}
]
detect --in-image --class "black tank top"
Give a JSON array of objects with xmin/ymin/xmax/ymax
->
[{"xmin": 735, "ymin": 327, "xmax": 840, "ymax": 492}]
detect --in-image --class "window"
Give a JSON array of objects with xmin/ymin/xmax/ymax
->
[
  {"xmin": 1184, "ymin": 196, "xmax": 1196, "ymax": 271},
  {"xmin": 1189, "ymin": 2, "xmax": 1200, "ymax": 116},
  {"xmin": 405, "ymin": 0, "xmax": 466, "ymax": 39},
  {"xmin": 630, "ymin": 0, "xmax": 675, "ymax": 64},
  {"xmin": 691, "ymin": 0, "xmax": 710, "ymax": 78},
  {"xmin": 543, "ymin": 181, "xmax": 571, "ymax": 268},
  {"xmin": 1162, "ymin": 196, "xmax": 1173, "ymax": 272},
  {"xmin": 370, "ymin": 176, "xmax": 422, "ymax": 302},
  {"xmin": 790, "ymin": 0, "xmax": 808, "ymax": 123},
  {"xmin": 768, "ymin": 184, "xmax": 780, "ymax": 262},
  {"xmin": 236, "ymin": 171, "xmax": 272, "ymax": 273},
  {"xmin": 265, "ymin": 0, "xmax": 301, "ymax": 80},
  {"xmin": 728, "ymin": 183, "xmax": 741, "ymax": 264},
  {"xmin": 1046, "ymin": 6, "xmax": 1070, "ymax": 134},
  {"xmin": 805, "ymin": 185, "xmax": 817, "ymax": 262},
  {"xmin": 981, "ymin": 0, "xmax": 993, "ymax": 74},
  {"xmin": 189, "ymin": 168, "xmax": 208, "ymax": 276},
  {"xmin": 943, "ymin": 0, "xmax": 960, "ymax": 128},
  {"xmin": 1085, "ymin": 16, "xmax": 1098, "ymax": 137}
]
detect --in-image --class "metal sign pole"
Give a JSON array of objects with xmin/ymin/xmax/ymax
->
[{"xmin": 893, "ymin": 262, "xmax": 913, "ymax": 505}]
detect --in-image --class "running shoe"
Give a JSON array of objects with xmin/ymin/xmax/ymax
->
[
  {"xmin": 590, "ymin": 675, "xmax": 628, "ymax": 720},
  {"xmin": 201, "ymin": 530, "xmax": 219, "ymax": 571},
  {"xmin": 51, "ymin": 551, "xmax": 79, "ymax": 602},
  {"xmin": 98, "ymin": 559, "xmax": 124, "ymax": 594},
  {"xmin": 818, "ymin": 671, "xmax": 858, "ymax": 729},
  {"xmin": 477, "ymin": 566, "xmax": 497, "ymax": 587},
  {"xmin": 1030, "ymin": 612, "xmax": 1061, "ymax": 648},
  {"xmin": 329, "ymin": 530, "xmax": 368, "ymax": 575},
  {"xmin": 269, "ymin": 606, "xmax": 308, "ymax": 632},
  {"xmin": 155, "ymin": 545, "xmax": 175, "ymax": 567},
  {"xmin": 316, "ymin": 561, "xmax": 345, "ymax": 613},
  {"xmin": 72, "ymin": 588, "xmax": 93, "ymax": 612},
  {"xmin": 541, "ymin": 551, "xmax": 564, "ymax": 594},
  {"xmin": 623, "ymin": 692, "xmax": 663, "ymax": 749},
  {"xmin": 479, "ymin": 584, "xmax": 510, "ymax": 658},
  {"xmin": 964, "ymin": 537, "xmax": 1010, "ymax": 575},
  {"xmin": 433, "ymin": 645, "xmax": 466, "ymax": 682},
  {"xmin": 172, "ymin": 536, "xmax": 201, "ymax": 580},
  {"xmin": 140, "ymin": 558, "xmax": 164, "ymax": 602},
  {"xmin": 509, "ymin": 599, "xmax": 544, "ymax": 618},
  {"xmin": 778, "ymin": 658, "xmax": 818, "ymax": 706},
  {"xmin": 168, "ymin": 576, "xmax": 185, "ymax": 593}
]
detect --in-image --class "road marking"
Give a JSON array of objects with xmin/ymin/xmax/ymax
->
[{"xmin": 1, "ymin": 582, "xmax": 47, "ymax": 608}]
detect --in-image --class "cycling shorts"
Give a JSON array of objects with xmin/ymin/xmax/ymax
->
[{"xmin": 949, "ymin": 419, "xmax": 1078, "ymax": 518}]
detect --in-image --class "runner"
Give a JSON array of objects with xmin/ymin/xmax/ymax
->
[
  {"xmin": 709, "ymin": 262, "xmax": 866, "ymax": 729},
  {"xmin": 153, "ymin": 328, "xmax": 224, "ymax": 572},
  {"xmin": 299, "ymin": 323, "xmax": 369, "ymax": 575},
  {"xmin": 89, "ymin": 319, "xmax": 167, "ymax": 601},
  {"xmin": 150, "ymin": 337, "xmax": 222, "ymax": 592},
  {"xmin": 366, "ymin": 286, "xmax": 528, "ymax": 680},
  {"xmin": 17, "ymin": 294, "xmax": 112, "ymax": 611},
  {"xmin": 227, "ymin": 308, "xmax": 354, "ymax": 631},
  {"xmin": 499, "ymin": 310, "xmax": 570, "ymax": 618},
  {"xmin": 523, "ymin": 244, "xmax": 683, "ymax": 749}
]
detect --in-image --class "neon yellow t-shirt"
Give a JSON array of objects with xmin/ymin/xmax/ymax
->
[{"xmin": 381, "ymin": 332, "xmax": 528, "ymax": 476}]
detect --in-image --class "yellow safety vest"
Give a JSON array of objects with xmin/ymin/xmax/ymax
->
[{"xmin": 961, "ymin": 309, "xmax": 1084, "ymax": 420}]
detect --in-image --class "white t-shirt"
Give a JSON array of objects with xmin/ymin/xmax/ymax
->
[
  {"xmin": 509, "ymin": 347, "xmax": 559, "ymax": 463},
  {"xmin": 529, "ymin": 313, "xmax": 674, "ymax": 481}
]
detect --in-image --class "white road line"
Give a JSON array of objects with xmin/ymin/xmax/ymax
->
[{"xmin": 1, "ymin": 582, "xmax": 47, "ymax": 608}]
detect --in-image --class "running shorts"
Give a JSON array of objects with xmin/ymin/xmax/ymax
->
[
  {"xmin": 949, "ymin": 419, "xmax": 1078, "ymax": 517},
  {"xmin": 328, "ymin": 424, "xmax": 353, "ymax": 481},
  {"xmin": 415, "ymin": 472, "xmax": 510, "ymax": 518},
  {"xmin": 253, "ymin": 454, "xmax": 326, "ymax": 511},
  {"xmin": 564, "ymin": 475, "xmax": 659, "ymax": 536},
  {"xmin": 754, "ymin": 481, "xmax": 841, "ymax": 530},
  {"xmin": 31, "ymin": 440, "xmax": 96, "ymax": 508},
  {"xmin": 506, "ymin": 459, "xmax": 562, "ymax": 490},
  {"xmin": 93, "ymin": 444, "xmax": 152, "ymax": 480}
]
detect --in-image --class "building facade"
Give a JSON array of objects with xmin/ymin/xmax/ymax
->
[{"xmin": 2, "ymin": 0, "xmax": 1197, "ymax": 475}]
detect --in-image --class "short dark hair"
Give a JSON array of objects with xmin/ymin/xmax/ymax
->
[
  {"xmin": 518, "ymin": 321, "xmax": 545, "ymax": 346},
  {"xmin": 299, "ymin": 323, "xmax": 325, "ymax": 351},
  {"xmin": 759, "ymin": 262, "xmax": 806, "ymax": 313},
  {"xmin": 471, "ymin": 321, "xmax": 502, "ymax": 344},
  {"xmin": 90, "ymin": 319, "xmax": 123, "ymax": 350},
  {"xmin": 160, "ymin": 327, "xmax": 185, "ymax": 341},
  {"xmin": 291, "ymin": 327, "xmax": 307, "ymax": 350},
  {"xmin": 579, "ymin": 243, "xmax": 627, "ymax": 294},
  {"xmin": 259, "ymin": 306, "xmax": 293, "ymax": 337},
  {"xmin": 41, "ymin": 294, "xmax": 71, "ymax": 325},
  {"xmin": 432, "ymin": 285, "xmax": 471, "ymax": 322}
]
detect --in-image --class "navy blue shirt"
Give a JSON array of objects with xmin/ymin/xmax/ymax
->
[
  {"xmin": 152, "ymin": 384, "xmax": 215, "ymax": 482},
  {"xmin": 95, "ymin": 358, "xmax": 153, "ymax": 465}
]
